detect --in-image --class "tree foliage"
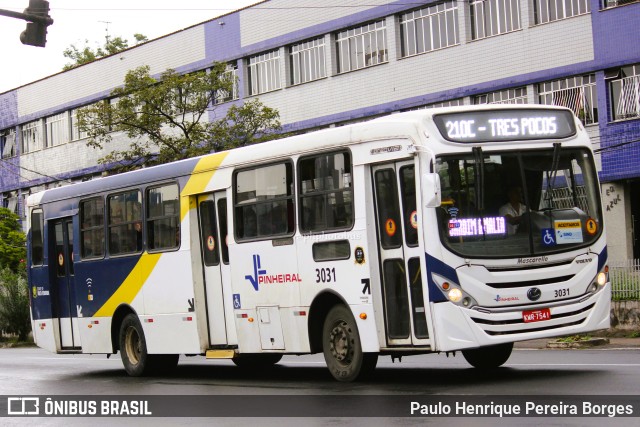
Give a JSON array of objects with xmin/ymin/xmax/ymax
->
[
  {"xmin": 0, "ymin": 267, "xmax": 30, "ymax": 341},
  {"xmin": 0, "ymin": 207, "xmax": 26, "ymax": 272},
  {"xmin": 77, "ymin": 62, "xmax": 282, "ymax": 169},
  {"xmin": 63, "ymin": 34, "xmax": 148, "ymax": 70}
]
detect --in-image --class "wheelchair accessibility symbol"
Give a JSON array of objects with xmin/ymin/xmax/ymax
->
[
  {"xmin": 542, "ymin": 228, "xmax": 556, "ymax": 246},
  {"xmin": 233, "ymin": 294, "xmax": 241, "ymax": 309}
]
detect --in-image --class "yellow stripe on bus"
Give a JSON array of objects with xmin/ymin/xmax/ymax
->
[
  {"xmin": 180, "ymin": 152, "xmax": 228, "ymax": 220},
  {"xmin": 93, "ymin": 252, "xmax": 162, "ymax": 317}
]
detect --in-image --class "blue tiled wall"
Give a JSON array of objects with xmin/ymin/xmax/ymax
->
[{"xmin": 591, "ymin": 0, "xmax": 640, "ymax": 182}]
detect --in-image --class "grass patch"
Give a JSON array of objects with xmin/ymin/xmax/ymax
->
[{"xmin": 554, "ymin": 335, "xmax": 592, "ymax": 343}]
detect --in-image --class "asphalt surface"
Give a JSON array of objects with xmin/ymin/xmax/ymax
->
[{"xmin": 514, "ymin": 336, "xmax": 640, "ymax": 350}]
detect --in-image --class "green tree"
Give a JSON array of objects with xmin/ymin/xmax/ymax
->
[
  {"xmin": 63, "ymin": 34, "xmax": 148, "ymax": 70},
  {"xmin": 0, "ymin": 207, "xmax": 26, "ymax": 272},
  {"xmin": 0, "ymin": 267, "xmax": 30, "ymax": 342},
  {"xmin": 77, "ymin": 62, "xmax": 282, "ymax": 169}
]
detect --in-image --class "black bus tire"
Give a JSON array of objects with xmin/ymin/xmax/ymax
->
[
  {"xmin": 322, "ymin": 304, "xmax": 378, "ymax": 382},
  {"xmin": 119, "ymin": 313, "xmax": 152, "ymax": 376},
  {"xmin": 462, "ymin": 342, "xmax": 514, "ymax": 369}
]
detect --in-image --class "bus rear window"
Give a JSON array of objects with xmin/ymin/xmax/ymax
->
[{"xmin": 30, "ymin": 210, "xmax": 44, "ymax": 266}]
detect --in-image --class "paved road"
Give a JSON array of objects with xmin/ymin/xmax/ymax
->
[{"xmin": 1, "ymin": 346, "xmax": 639, "ymax": 426}]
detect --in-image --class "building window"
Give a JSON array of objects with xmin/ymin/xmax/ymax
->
[
  {"xmin": 538, "ymin": 74, "xmax": 598, "ymax": 125},
  {"xmin": 336, "ymin": 20, "xmax": 387, "ymax": 73},
  {"xmin": 290, "ymin": 37, "xmax": 326, "ymax": 85},
  {"xmin": 80, "ymin": 198, "xmax": 105, "ymax": 259},
  {"xmin": 147, "ymin": 184, "xmax": 180, "ymax": 251},
  {"xmin": 248, "ymin": 50, "xmax": 281, "ymax": 96},
  {"xmin": 400, "ymin": 2, "xmax": 459, "ymax": 57},
  {"xmin": 4, "ymin": 194, "xmax": 18, "ymax": 214},
  {"xmin": 0, "ymin": 128, "xmax": 16, "ymax": 158},
  {"xmin": 21, "ymin": 120, "xmax": 43, "ymax": 153},
  {"xmin": 214, "ymin": 64, "xmax": 239, "ymax": 105},
  {"xmin": 474, "ymin": 87, "xmax": 528, "ymax": 104},
  {"xmin": 45, "ymin": 112, "xmax": 70, "ymax": 147},
  {"xmin": 470, "ymin": 0, "xmax": 521, "ymax": 40},
  {"xmin": 299, "ymin": 151, "xmax": 353, "ymax": 233},
  {"xmin": 533, "ymin": 0, "xmax": 590, "ymax": 24},
  {"xmin": 603, "ymin": 0, "xmax": 639, "ymax": 7},
  {"xmin": 234, "ymin": 162, "xmax": 294, "ymax": 240},
  {"xmin": 108, "ymin": 190, "xmax": 142, "ymax": 255},
  {"xmin": 70, "ymin": 108, "xmax": 88, "ymax": 141},
  {"xmin": 608, "ymin": 64, "xmax": 640, "ymax": 121}
]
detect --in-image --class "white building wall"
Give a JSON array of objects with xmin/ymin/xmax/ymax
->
[
  {"xmin": 602, "ymin": 182, "xmax": 634, "ymax": 262},
  {"xmin": 17, "ymin": 26, "xmax": 206, "ymax": 118},
  {"xmin": 247, "ymin": 14, "xmax": 593, "ymax": 125},
  {"xmin": 240, "ymin": 0, "xmax": 391, "ymax": 46}
]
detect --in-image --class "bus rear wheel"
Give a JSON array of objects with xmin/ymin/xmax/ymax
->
[
  {"xmin": 322, "ymin": 305, "xmax": 377, "ymax": 382},
  {"xmin": 119, "ymin": 314, "xmax": 178, "ymax": 376},
  {"xmin": 462, "ymin": 342, "xmax": 513, "ymax": 369}
]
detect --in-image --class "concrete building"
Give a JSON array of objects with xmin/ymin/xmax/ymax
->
[{"xmin": 1, "ymin": 0, "xmax": 639, "ymax": 262}]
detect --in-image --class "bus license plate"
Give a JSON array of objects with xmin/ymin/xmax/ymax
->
[{"xmin": 522, "ymin": 308, "xmax": 551, "ymax": 323}]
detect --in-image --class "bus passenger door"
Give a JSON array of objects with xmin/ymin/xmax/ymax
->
[
  {"xmin": 51, "ymin": 217, "xmax": 81, "ymax": 350},
  {"xmin": 197, "ymin": 192, "xmax": 233, "ymax": 347},
  {"xmin": 372, "ymin": 161, "xmax": 430, "ymax": 347}
]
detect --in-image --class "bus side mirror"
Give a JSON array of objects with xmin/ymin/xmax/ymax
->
[{"xmin": 422, "ymin": 173, "xmax": 441, "ymax": 208}]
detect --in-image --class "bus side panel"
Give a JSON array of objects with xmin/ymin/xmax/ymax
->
[
  {"xmin": 228, "ymin": 240, "xmax": 300, "ymax": 352},
  {"xmin": 29, "ymin": 265, "xmax": 54, "ymax": 320},
  {"xmin": 32, "ymin": 318, "xmax": 58, "ymax": 353},
  {"xmin": 141, "ymin": 314, "xmax": 202, "ymax": 354},
  {"xmin": 279, "ymin": 307, "xmax": 311, "ymax": 352},
  {"xmin": 77, "ymin": 317, "xmax": 113, "ymax": 353}
]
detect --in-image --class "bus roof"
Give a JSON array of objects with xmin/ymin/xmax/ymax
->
[{"xmin": 28, "ymin": 105, "xmax": 578, "ymax": 206}]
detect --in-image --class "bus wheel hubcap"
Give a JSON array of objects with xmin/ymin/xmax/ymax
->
[
  {"xmin": 125, "ymin": 327, "xmax": 141, "ymax": 365},
  {"xmin": 329, "ymin": 320, "xmax": 353, "ymax": 363}
]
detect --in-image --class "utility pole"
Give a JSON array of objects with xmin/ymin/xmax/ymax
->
[{"xmin": 0, "ymin": 0, "xmax": 54, "ymax": 47}]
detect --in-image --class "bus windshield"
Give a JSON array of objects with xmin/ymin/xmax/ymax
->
[{"xmin": 435, "ymin": 147, "xmax": 603, "ymax": 258}]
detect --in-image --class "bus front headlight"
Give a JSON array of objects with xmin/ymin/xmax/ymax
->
[
  {"xmin": 448, "ymin": 288, "xmax": 463, "ymax": 302},
  {"xmin": 432, "ymin": 274, "xmax": 478, "ymax": 308},
  {"xmin": 596, "ymin": 269, "xmax": 608, "ymax": 286}
]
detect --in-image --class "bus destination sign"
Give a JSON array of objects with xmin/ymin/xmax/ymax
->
[{"xmin": 433, "ymin": 109, "xmax": 577, "ymax": 143}]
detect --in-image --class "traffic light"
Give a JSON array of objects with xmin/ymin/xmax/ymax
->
[{"xmin": 19, "ymin": 0, "xmax": 52, "ymax": 47}]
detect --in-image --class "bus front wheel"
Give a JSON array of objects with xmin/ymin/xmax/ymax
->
[
  {"xmin": 322, "ymin": 305, "xmax": 377, "ymax": 382},
  {"xmin": 462, "ymin": 342, "xmax": 513, "ymax": 369}
]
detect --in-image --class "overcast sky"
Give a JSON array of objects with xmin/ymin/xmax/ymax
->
[{"xmin": 0, "ymin": 0, "xmax": 258, "ymax": 93}]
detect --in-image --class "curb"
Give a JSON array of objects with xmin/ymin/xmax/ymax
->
[{"xmin": 546, "ymin": 338, "xmax": 610, "ymax": 349}]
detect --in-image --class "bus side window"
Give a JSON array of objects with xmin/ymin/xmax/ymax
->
[
  {"xmin": 234, "ymin": 162, "xmax": 294, "ymax": 241},
  {"xmin": 298, "ymin": 150, "xmax": 353, "ymax": 233},
  {"xmin": 147, "ymin": 184, "xmax": 180, "ymax": 251},
  {"xmin": 80, "ymin": 198, "xmax": 105, "ymax": 259},
  {"xmin": 108, "ymin": 190, "xmax": 142, "ymax": 256}
]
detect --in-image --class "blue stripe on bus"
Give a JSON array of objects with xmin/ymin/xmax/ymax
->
[
  {"xmin": 425, "ymin": 253, "xmax": 455, "ymax": 303},
  {"xmin": 30, "ymin": 255, "xmax": 141, "ymax": 320},
  {"xmin": 597, "ymin": 246, "xmax": 608, "ymax": 273}
]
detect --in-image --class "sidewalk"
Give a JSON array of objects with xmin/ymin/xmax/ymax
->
[{"xmin": 515, "ymin": 337, "xmax": 640, "ymax": 350}]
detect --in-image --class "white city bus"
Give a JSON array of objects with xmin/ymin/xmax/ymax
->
[{"xmin": 27, "ymin": 105, "xmax": 610, "ymax": 381}]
